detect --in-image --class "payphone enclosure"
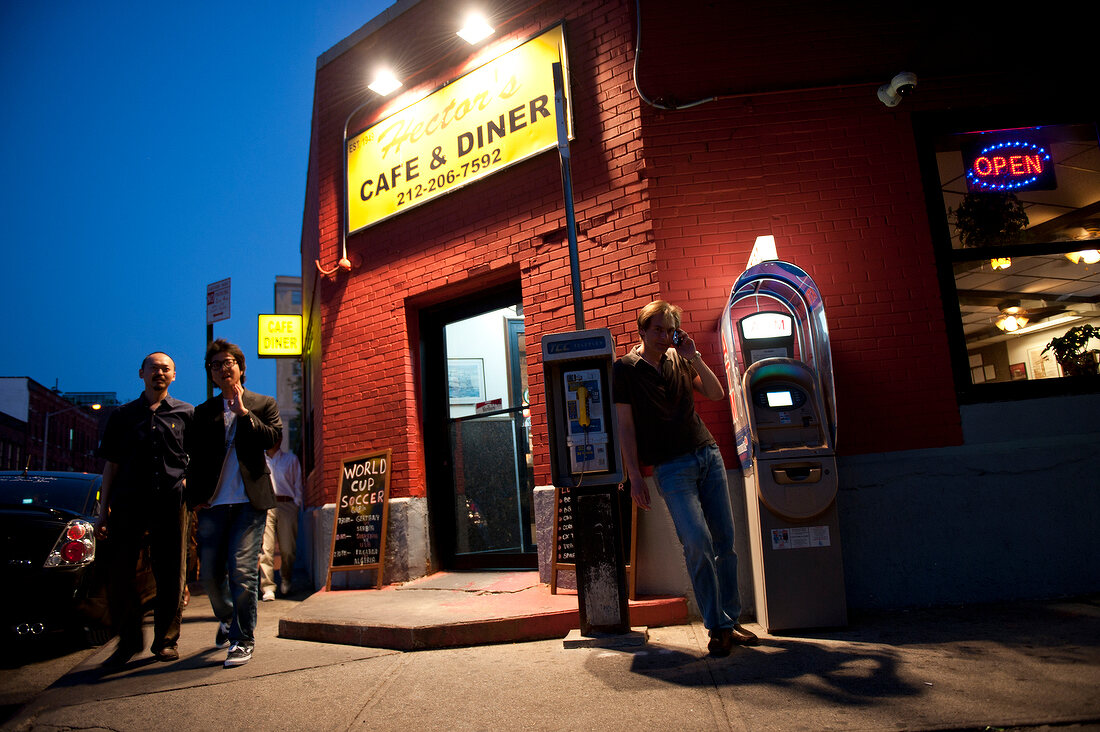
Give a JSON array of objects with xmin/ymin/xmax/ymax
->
[
  {"xmin": 719, "ymin": 260, "xmax": 846, "ymax": 631},
  {"xmin": 541, "ymin": 329, "xmax": 635, "ymax": 632}
]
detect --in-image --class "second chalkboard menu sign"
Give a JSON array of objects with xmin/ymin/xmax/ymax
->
[
  {"xmin": 551, "ymin": 483, "xmax": 637, "ymax": 599},
  {"xmin": 326, "ymin": 448, "xmax": 392, "ymax": 590},
  {"xmin": 554, "ymin": 484, "xmax": 576, "ymax": 564}
]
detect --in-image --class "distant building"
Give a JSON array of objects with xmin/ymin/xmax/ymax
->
[
  {"xmin": 273, "ymin": 275, "xmax": 303, "ymax": 459},
  {"xmin": 62, "ymin": 391, "xmax": 121, "ymax": 409},
  {"xmin": 0, "ymin": 377, "xmax": 104, "ymax": 473}
]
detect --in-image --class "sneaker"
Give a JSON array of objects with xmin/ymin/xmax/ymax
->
[
  {"xmin": 261, "ymin": 590, "xmax": 275, "ymax": 602},
  {"xmin": 215, "ymin": 620, "xmax": 231, "ymax": 649},
  {"xmin": 224, "ymin": 642, "xmax": 253, "ymax": 667}
]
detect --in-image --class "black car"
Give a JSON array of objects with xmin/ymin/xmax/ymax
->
[{"xmin": 0, "ymin": 470, "xmax": 152, "ymax": 645}]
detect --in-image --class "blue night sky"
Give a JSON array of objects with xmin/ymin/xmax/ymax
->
[{"xmin": 0, "ymin": 0, "xmax": 394, "ymax": 408}]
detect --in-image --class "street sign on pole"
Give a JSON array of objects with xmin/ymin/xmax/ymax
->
[{"xmin": 207, "ymin": 278, "xmax": 231, "ymax": 324}]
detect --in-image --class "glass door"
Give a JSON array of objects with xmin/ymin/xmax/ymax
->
[{"xmin": 421, "ymin": 287, "xmax": 536, "ymax": 569}]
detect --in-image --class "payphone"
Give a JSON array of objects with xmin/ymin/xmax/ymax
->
[
  {"xmin": 542, "ymin": 328, "xmax": 628, "ymax": 635},
  {"xmin": 719, "ymin": 261, "xmax": 846, "ymax": 631},
  {"xmin": 542, "ymin": 329, "xmax": 621, "ymax": 488}
]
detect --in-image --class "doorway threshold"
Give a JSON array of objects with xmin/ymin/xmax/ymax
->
[{"xmin": 279, "ymin": 571, "xmax": 687, "ymax": 650}]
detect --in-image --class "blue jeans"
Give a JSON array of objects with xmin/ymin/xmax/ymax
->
[
  {"xmin": 197, "ymin": 502, "xmax": 266, "ymax": 644},
  {"xmin": 654, "ymin": 444, "xmax": 742, "ymax": 630}
]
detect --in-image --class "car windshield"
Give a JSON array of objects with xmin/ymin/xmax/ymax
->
[{"xmin": 0, "ymin": 474, "xmax": 98, "ymax": 515}]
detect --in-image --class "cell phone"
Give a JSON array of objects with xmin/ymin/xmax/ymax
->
[{"xmin": 672, "ymin": 330, "xmax": 685, "ymax": 346}]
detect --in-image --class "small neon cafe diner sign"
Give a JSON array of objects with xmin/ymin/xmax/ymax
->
[
  {"xmin": 257, "ymin": 314, "xmax": 302, "ymax": 358},
  {"xmin": 964, "ymin": 136, "xmax": 1056, "ymax": 192}
]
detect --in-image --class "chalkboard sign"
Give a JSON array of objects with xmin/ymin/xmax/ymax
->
[
  {"xmin": 551, "ymin": 482, "xmax": 637, "ymax": 599},
  {"xmin": 326, "ymin": 449, "xmax": 392, "ymax": 590},
  {"xmin": 555, "ymin": 485, "xmax": 576, "ymax": 563}
]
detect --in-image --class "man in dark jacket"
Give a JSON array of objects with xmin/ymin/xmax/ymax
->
[{"xmin": 186, "ymin": 339, "xmax": 281, "ymax": 668}]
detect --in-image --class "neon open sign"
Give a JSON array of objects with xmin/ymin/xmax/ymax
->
[{"xmin": 964, "ymin": 139, "xmax": 1056, "ymax": 192}]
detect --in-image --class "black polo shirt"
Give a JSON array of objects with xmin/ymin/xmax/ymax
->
[
  {"xmin": 612, "ymin": 345, "xmax": 715, "ymax": 467},
  {"xmin": 98, "ymin": 393, "xmax": 193, "ymax": 505}
]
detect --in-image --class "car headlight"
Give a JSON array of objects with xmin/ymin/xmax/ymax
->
[{"xmin": 43, "ymin": 519, "xmax": 96, "ymax": 567}]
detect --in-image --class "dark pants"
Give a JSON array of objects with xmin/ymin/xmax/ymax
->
[{"xmin": 105, "ymin": 499, "xmax": 187, "ymax": 652}]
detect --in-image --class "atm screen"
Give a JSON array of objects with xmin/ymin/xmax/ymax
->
[{"xmin": 766, "ymin": 390, "xmax": 794, "ymax": 407}]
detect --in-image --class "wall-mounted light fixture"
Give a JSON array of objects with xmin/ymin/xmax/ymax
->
[
  {"xmin": 457, "ymin": 13, "xmax": 494, "ymax": 44},
  {"xmin": 368, "ymin": 70, "xmax": 402, "ymax": 96}
]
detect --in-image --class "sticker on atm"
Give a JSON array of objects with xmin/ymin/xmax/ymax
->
[{"xmin": 771, "ymin": 526, "xmax": 831, "ymax": 550}]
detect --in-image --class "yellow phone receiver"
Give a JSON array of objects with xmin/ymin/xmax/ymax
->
[{"xmin": 576, "ymin": 385, "xmax": 590, "ymax": 427}]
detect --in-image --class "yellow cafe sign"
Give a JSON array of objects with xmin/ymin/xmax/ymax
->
[
  {"xmin": 346, "ymin": 24, "xmax": 571, "ymax": 234},
  {"xmin": 257, "ymin": 314, "xmax": 302, "ymax": 358}
]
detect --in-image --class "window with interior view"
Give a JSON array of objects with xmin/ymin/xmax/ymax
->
[{"xmin": 933, "ymin": 121, "xmax": 1100, "ymax": 386}]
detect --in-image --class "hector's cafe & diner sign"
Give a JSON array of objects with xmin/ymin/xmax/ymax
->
[{"xmin": 345, "ymin": 24, "xmax": 571, "ymax": 234}]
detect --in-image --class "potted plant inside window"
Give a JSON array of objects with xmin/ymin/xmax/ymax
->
[
  {"xmin": 949, "ymin": 192, "xmax": 1029, "ymax": 248},
  {"xmin": 1042, "ymin": 324, "xmax": 1100, "ymax": 376}
]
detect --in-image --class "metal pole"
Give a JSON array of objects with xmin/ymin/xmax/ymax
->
[
  {"xmin": 552, "ymin": 62, "xmax": 585, "ymax": 331},
  {"xmin": 206, "ymin": 322, "xmax": 214, "ymax": 401}
]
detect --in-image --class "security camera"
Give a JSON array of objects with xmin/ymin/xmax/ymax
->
[{"xmin": 877, "ymin": 71, "xmax": 918, "ymax": 107}]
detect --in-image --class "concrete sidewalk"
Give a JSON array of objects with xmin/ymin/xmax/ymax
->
[{"xmin": 5, "ymin": 581, "xmax": 1099, "ymax": 731}]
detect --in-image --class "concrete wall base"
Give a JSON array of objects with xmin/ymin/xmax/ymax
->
[
  {"xmin": 837, "ymin": 429, "xmax": 1100, "ymax": 610},
  {"xmin": 301, "ymin": 497, "xmax": 430, "ymax": 591}
]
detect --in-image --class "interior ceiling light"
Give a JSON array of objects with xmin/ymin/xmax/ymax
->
[
  {"xmin": 457, "ymin": 14, "xmax": 494, "ymax": 44},
  {"xmin": 1065, "ymin": 250, "xmax": 1100, "ymax": 265},
  {"xmin": 368, "ymin": 71, "xmax": 402, "ymax": 96},
  {"xmin": 995, "ymin": 304, "xmax": 1029, "ymax": 332},
  {"xmin": 990, "ymin": 257, "xmax": 1012, "ymax": 270}
]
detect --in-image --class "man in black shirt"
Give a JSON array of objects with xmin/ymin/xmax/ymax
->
[
  {"xmin": 613, "ymin": 300, "xmax": 757, "ymax": 656},
  {"xmin": 95, "ymin": 352, "xmax": 193, "ymax": 667}
]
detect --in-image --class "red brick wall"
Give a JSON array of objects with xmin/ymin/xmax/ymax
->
[{"xmin": 641, "ymin": 87, "xmax": 964, "ymax": 456}]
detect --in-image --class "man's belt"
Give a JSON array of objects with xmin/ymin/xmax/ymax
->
[{"xmin": 276, "ymin": 495, "xmax": 294, "ymax": 502}]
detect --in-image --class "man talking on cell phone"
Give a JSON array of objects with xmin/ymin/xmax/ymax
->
[
  {"xmin": 185, "ymin": 339, "xmax": 281, "ymax": 668},
  {"xmin": 612, "ymin": 300, "xmax": 757, "ymax": 657}
]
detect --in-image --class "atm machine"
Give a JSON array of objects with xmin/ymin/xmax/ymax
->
[{"xmin": 719, "ymin": 261, "xmax": 846, "ymax": 631}]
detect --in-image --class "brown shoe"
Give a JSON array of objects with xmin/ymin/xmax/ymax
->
[
  {"xmin": 730, "ymin": 624, "xmax": 758, "ymax": 644},
  {"xmin": 152, "ymin": 645, "xmax": 180, "ymax": 662},
  {"xmin": 707, "ymin": 628, "xmax": 734, "ymax": 657}
]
